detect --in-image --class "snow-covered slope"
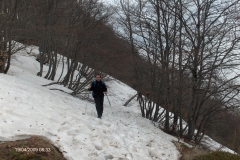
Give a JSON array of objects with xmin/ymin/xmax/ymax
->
[{"xmin": 0, "ymin": 47, "xmax": 181, "ymax": 159}]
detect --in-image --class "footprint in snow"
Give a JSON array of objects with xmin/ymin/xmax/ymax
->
[
  {"xmin": 104, "ymin": 154, "xmax": 114, "ymax": 159},
  {"xmin": 94, "ymin": 144, "xmax": 102, "ymax": 150}
]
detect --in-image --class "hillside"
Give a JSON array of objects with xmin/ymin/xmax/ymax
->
[
  {"xmin": 1, "ymin": 0, "xmax": 239, "ymax": 157},
  {"xmin": 0, "ymin": 46, "xmax": 181, "ymax": 160}
]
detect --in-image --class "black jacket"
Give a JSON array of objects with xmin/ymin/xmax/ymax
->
[{"xmin": 88, "ymin": 80, "xmax": 107, "ymax": 98}]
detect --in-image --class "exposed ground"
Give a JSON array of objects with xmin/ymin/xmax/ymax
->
[
  {"xmin": 173, "ymin": 141, "xmax": 211, "ymax": 160},
  {"xmin": 0, "ymin": 136, "xmax": 66, "ymax": 160}
]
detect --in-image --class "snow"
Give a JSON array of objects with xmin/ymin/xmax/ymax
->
[
  {"xmin": 201, "ymin": 136, "xmax": 236, "ymax": 154},
  {"xmin": 0, "ymin": 47, "xmax": 181, "ymax": 159}
]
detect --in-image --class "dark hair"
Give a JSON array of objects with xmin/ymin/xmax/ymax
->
[{"xmin": 95, "ymin": 74, "xmax": 101, "ymax": 77}]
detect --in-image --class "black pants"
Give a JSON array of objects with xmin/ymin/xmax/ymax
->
[{"xmin": 94, "ymin": 96, "xmax": 104, "ymax": 117}]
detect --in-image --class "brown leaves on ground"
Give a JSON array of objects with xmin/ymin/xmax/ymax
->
[
  {"xmin": 173, "ymin": 141, "xmax": 210, "ymax": 160},
  {"xmin": 0, "ymin": 136, "xmax": 66, "ymax": 160}
]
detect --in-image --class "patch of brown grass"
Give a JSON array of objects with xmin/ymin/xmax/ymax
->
[
  {"xmin": 0, "ymin": 136, "xmax": 66, "ymax": 160},
  {"xmin": 173, "ymin": 141, "xmax": 210, "ymax": 160}
]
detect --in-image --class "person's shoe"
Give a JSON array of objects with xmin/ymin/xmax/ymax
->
[{"xmin": 98, "ymin": 115, "xmax": 101, "ymax": 119}]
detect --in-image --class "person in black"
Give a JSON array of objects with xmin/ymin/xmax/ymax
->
[{"xmin": 88, "ymin": 74, "xmax": 107, "ymax": 119}]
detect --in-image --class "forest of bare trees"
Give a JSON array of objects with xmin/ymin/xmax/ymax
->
[
  {"xmin": 0, "ymin": 0, "xmax": 118, "ymax": 95},
  {"xmin": 116, "ymin": 0, "xmax": 240, "ymax": 147},
  {"xmin": 1, "ymin": 0, "xmax": 240, "ymax": 152}
]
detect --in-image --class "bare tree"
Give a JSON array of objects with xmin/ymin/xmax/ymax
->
[
  {"xmin": 37, "ymin": 0, "xmax": 113, "ymax": 96},
  {"xmin": 116, "ymin": 0, "xmax": 240, "ymax": 143},
  {"xmin": 173, "ymin": 0, "xmax": 240, "ymax": 141},
  {"xmin": 0, "ymin": 0, "xmax": 34, "ymax": 74}
]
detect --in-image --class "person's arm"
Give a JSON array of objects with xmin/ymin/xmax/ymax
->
[
  {"xmin": 88, "ymin": 82, "xmax": 93, "ymax": 91},
  {"xmin": 103, "ymin": 83, "xmax": 107, "ymax": 94}
]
